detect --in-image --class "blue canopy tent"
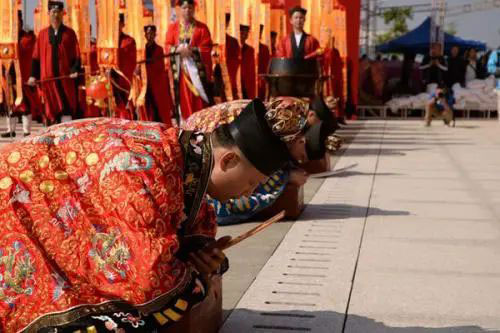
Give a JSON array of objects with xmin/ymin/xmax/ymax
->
[{"xmin": 376, "ymin": 17, "xmax": 486, "ymax": 54}]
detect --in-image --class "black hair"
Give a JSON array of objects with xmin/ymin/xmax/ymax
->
[{"xmin": 212, "ymin": 124, "xmax": 235, "ymax": 148}]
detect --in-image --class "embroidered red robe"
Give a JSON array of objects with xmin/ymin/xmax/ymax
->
[
  {"xmin": 240, "ymin": 43, "xmax": 256, "ymax": 99},
  {"xmin": 14, "ymin": 30, "xmax": 42, "ymax": 119},
  {"xmin": 258, "ymin": 43, "xmax": 271, "ymax": 99},
  {"xmin": 113, "ymin": 33, "xmax": 137, "ymax": 120},
  {"xmin": 276, "ymin": 32, "xmax": 320, "ymax": 59},
  {"xmin": 0, "ymin": 118, "xmax": 217, "ymax": 332},
  {"xmin": 31, "ymin": 25, "xmax": 81, "ymax": 122},
  {"xmin": 144, "ymin": 42, "xmax": 173, "ymax": 126},
  {"xmin": 165, "ymin": 20, "xmax": 213, "ymax": 120}
]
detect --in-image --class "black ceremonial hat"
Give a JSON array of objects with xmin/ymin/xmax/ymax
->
[
  {"xmin": 228, "ymin": 99, "xmax": 291, "ymax": 176},
  {"xmin": 305, "ymin": 121, "xmax": 336, "ymax": 161},
  {"xmin": 177, "ymin": 0, "xmax": 195, "ymax": 5},
  {"xmin": 48, "ymin": 1, "xmax": 64, "ymax": 11},
  {"xmin": 289, "ymin": 6, "xmax": 307, "ymax": 17}
]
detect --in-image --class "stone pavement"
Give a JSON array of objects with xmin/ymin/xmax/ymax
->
[
  {"xmin": 220, "ymin": 120, "xmax": 500, "ymax": 333},
  {"xmin": 2, "ymin": 118, "xmax": 500, "ymax": 332}
]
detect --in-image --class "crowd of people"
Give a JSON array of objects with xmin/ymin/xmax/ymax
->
[
  {"xmin": 360, "ymin": 44, "xmax": 500, "ymax": 102},
  {"xmin": 0, "ymin": 1, "xmax": 345, "ymax": 332},
  {"xmin": 359, "ymin": 42, "xmax": 500, "ymax": 126}
]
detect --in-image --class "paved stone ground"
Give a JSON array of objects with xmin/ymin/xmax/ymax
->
[
  {"xmin": 2, "ymin": 118, "xmax": 500, "ymax": 332},
  {"xmin": 221, "ymin": 120, "xmax": 500, "ymax": 333}
]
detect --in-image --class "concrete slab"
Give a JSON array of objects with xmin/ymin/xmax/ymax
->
[{"xmin": 345, "ymin": 120, "xmax": 500, "ymax": 332}]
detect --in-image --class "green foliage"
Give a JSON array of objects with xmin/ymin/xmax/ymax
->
[
  {"xmin": 376, "ymin": 7, "xmax": 414, "ymax": 45},
  {"xmin": 445, "ymin": 22, "xmax": 457, "ymax": 36}
]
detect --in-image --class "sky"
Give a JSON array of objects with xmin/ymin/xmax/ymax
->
[
  {"xmin": 23, "ymin": 0, "xmax": 500, "ymax": 49},
  {"xmin": 377, "ymin": 0, "xmax": 500, "ymax": 49}
]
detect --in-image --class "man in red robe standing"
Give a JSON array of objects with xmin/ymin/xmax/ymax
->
[
  {"xmin": 82, "ymin": 27, "xmax": 100, "ymax": 118},
  {"xmin": 28, "ymin": 1, "xmax": 81, "ymax": 125},
  {"xmin": 165, "ymin": 0, "xmax": 214, "ymax": 123},
  {"xmin": 143, "ymin": 25, "xmax": 173, "ymax": 126},
  {"xmin": 258, "ymin": 25, "xmax": 271, "ymax": 100},
  {"xmin": 225, "ymin": 13, "xmax": 241, "ymax": 100},
  {"xmin": 2, "ymin": 11, "xmax": 41, "ymax": 138},
  {"xmin": 276, "ymin": 6, "xmax": 320, "ymax": 59},
  {"xmin": 111, "ymin": 14, "xmax": 137, "ymax": 120},
  {"xmin": 271, "ymin": 31, "xmax": 278, "ymax": 57},
  {"xmin": 239, "ymin": 25, "xmax": 256, "ymax": 99},
  {"xmin": 326, "ymin": 36, "xmax": 347, "ymax": 125}
]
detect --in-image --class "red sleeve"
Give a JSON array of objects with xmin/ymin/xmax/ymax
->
[
  {"xmin": 32, "ymin": 30, "xmax": 41, "ymax": 61},
  {"xmin": 184, "ymin": 199, "xmax": 217, "ymax": 239},
  {"xmin": 196, "ymin": 23, "xmax": 213, "ymax": 81},
  {"xmin": 19, "ymin": 34, "xmax": 36, "ymax": 82},
  {"xmin": 130, "ymin": 39, "xmax": 137, "ymax": 74},
  {"xmin": 70, "ymin": 29, "xmax": 81, "ymax": 72},
  {"xmin": 72, "ymin": 29, "xmax": 81, "ymax": 60},
  {"xmin": 258, "ymin": 44, "xmax": 271, "ymax": 74},
  {"xmin": 165, "ymin": 22, "xmax": 178, "ymax": 53},
  {"xmin": 241, "ymin": 46, "xmax": 256, "ymax": 99},
  {"xmin": 276, "ymin": 36, "xmax": 286, "ymax": 58},
  {"xmin": 118, "ymin": 36, "xmax": 137, "ymax": 82},
  {"xmin": 312, "ymin": 36, "xmax": 320, "ymax": 52}
]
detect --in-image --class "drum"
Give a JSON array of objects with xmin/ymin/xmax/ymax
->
[{"xmin": 263, "ymin": 58, "xmax": 322, "ymax": 98}]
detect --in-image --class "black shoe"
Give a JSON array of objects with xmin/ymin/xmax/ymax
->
[
  {"xmin": 1, "ymin": 132, "xmax": 16, "ymax": 138},
  {"xmin": 23, "ymin": 132, "xmax": 31, "ymax": 137}
]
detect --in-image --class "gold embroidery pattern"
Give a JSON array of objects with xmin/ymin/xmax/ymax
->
[{"xmin": 0, "ymin": 118, "xmax": 216, "ymax": 333}]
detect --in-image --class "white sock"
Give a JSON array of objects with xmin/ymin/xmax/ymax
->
[
  {"xmin": 22, "ymin": 114, "xmax": 32, "ymax": 134},
  {"xmin": 6, "ymin": 117, "xmax": 16, "ymax": 133}
]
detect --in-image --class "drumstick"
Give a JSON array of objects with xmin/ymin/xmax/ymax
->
[{"xmin": 220, "ymin": 211, "xmax": 285, "ymax": 250}]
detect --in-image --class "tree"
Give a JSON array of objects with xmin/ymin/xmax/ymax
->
[
  {"xmin": 445, "ymin": 22, "xmax": 457, "ymax": 36},
  {"xmin": 376, "ymin": 7, "xmax": 413, "ymax": 45}
]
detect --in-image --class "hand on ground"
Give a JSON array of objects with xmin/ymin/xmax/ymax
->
[{"xmin": 289, "ymin": 169, "xmax": 309, "ymax": 186}]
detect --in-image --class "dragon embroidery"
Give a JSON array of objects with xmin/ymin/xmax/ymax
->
[
  {"xmin": 0, "ymin": 241, "xmax": 36, "ymax": 307},
  {"xmin": 99, "ymin": 152, "xmax": 154, "ymax": 183},
  {"xmin": 88, "ymin": 229, "xmax": 131, "ymax": 283}
]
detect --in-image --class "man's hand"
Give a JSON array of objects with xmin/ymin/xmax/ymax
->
[
  {"xmin": 289, "ymin": 169, "xmax": 309, "ymax": 186},
  {"xmin": 177, "ymin": 45, "xmax": 193, "ymax": 58},
  {"xmin": 69, "ymin": 72, "xmax": 79, "ymax": 79},
  {"xmin": 188, "ymin": 236, "xmax": 232, "ymax": 276},
  {"xmin": 27, "ymin": 77, "xmax": 37, "ymax": 87}
]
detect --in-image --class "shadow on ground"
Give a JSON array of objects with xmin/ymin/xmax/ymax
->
[
  {"xmin": 312, "ymin": 170, "xmax": 403, "ymax": 178},
  {"xmin": 221, "ymin": 309, "xmax": 498, "ymax": 333},
  {"xmin": 301, "ymin": 203, "xmax": 410, "ymax": 220},
  {"xmin": 341, "ymin": 147, "xmax": 426, "ymax": 157}
]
